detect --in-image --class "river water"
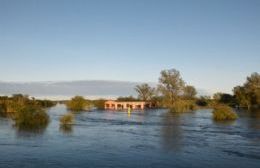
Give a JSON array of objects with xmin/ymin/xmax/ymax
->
[{"xmin": 0, "ymin": 104, "xmax": 259, "ymax": 168}]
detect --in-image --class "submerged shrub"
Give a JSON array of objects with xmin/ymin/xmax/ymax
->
[
  {"xmin": 14, "ymin": 105, "xmax": 49, "ymax": 129},
  {"xmin": 60, "ymin": 113, "xmax": 74, "ymax": 125},
  {"xmin": 66, "ymin": 96, "xmax": 91, "ymax": 111},
  {"xmin": 170, "ymin": 100, "xmax": 197, "ymax": 113},
  {"xmin": 213, "ymin": 105, "xmax": 237, "ymax": 121}
]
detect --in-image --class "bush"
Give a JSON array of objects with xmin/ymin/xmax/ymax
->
[
  {"xmin": 36, "ymin": 100, "xmax": 56, "ymax": 108},
  {"xmin": 60, "ymin": 113, "xmax": 74, "ymax": 125},
  {"xmin": 14, "ymin": 105, "xmax": 49, "ymax": 129},
  {"xmin": 213, "ymin": 105, "xmax": 237, "ymax": 121},
  {"xmin": 66, "ymin": 96, "xmax": 91, "ymax": 111},
  {"xmin": 196, "ymin": 96, "xmax": 210, "ymax": 107},
  {"xmin": 92, "ymin": 99, "xmax": 106, "ymax": 110},
  {"xmin": 170, "ymin": 100, "xmax": 197, "ymax": 113}
]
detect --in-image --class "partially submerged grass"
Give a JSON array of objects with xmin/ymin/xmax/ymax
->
[
  {"xmin": 60, "ymin": 113, "xmax": 74, "ymax": 125},
  {"xmin": 213, "ymin": 105, "xmax": 237, "ymax": 121},
  {"xmin": 170, "ymin": 100, "xmax": 197, "ymax": 113},
  {"xmin": 14, "ymin": 105, "xmax": 49, "ymax": 130},
  {"xmin": 66, "ymin": 96, "xmax": 92, "ymax": 111}
]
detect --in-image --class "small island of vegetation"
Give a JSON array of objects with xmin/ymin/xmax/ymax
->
[
  {"xmin": 212, "ymin": 105, "xmax": 237, "ymax": 121},
  {"xmin": 0, "ymin": 94, "xmax": 56, "ymax": 130},
  {"xmin": 60, "ymin": 113, "xmax": 74, "ymax": 125},
  {"xmin": 66, "ymin": 96, "xmax": 92, "ymax": 111}
]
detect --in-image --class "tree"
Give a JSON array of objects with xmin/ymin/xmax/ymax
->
[
  {"xmin": 233, "ymin": 86, "xmax": 250, "ymax": 108},
  {"xmin": 213, "ymin": 92, "xmax": 236, "ymax": 106},
  {"xmin": 233, "ymin": 72, "xmax": 260, "ymax": 109},
  {"xmin": 196, "ymin": 96, "xmax": 210, "ymax": 106},
  {"xmin": 183, "ymin": 85, "xmax": 197, "ymax": 99},
  {"xmin": 135, "ymin": 83, "xmax": 155, "ymax": 101},
  {"xmin": 117, "ymin": 96, "xmax": 137, "ymax": 101},
  {"xmin": 158, "ymin": 69, "xmax": 185, "ymax": 106},
  {"xmin": 158, "ymin": 69, "xmax": 185, "ymax": 108},
  {"xmin": 92, "ymin": 99, "xmax": 106, "ymax": 110}
]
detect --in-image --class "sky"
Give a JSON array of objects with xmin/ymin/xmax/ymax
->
[{"xmin": 0, "ymin": 0, "xmax": 259, "ymax": 94}]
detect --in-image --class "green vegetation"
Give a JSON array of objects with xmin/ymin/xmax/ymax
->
[
  {"xmin": 66, "ymin": 96, "xmax": 92, "ymax": 111},
  {"xmin": 0, "ymin": 94, "xmax": 53, "ymax": 130},
  {"xmin": 196, "ymin": 96, "xmax": 211, "ymax": 107},
  {"xmin": 14, "ymin": 105, "xmax": 49, "ymax": 129},
  {"xmin": 150, "ymin": 96, "xmax": 164, "ymax": 108},
  {"xmin": 213, "ymin": 105, "xmax": 237, "ymax": 121},
  {"xmin": 158, "ymin": 68, "xmax": 197, "ymax": 112},
  {"xmin": 135, "ymin": 83, "xmax": 156, "ymax": 101},
  {"xmin": 117, "ymin": 96, "xmax": 139, "ymax": 101},
  {"xmin": 0, "ymin": 94, "xmax": 56, "ymax": 113},
  {"xmin": 60, "ymin": 113, "xmax": 74, "ymax": 125},
  {"xmin": 92, "ymin": 99, "xmax": 106, "ymax": 110},
  {"xmin": 169, "ymin": 100, "xmax": 197, "ymax": 113},
  {"xmin": 183, "ymin": 85, "xmax": 197, "ymax": 100},
  {"xmin": 36, "ymin": 99, "xmax": 56, "ymax": 108},
  {"xmin": 213, "ymin": 92, "xmax": 236, "ymax": 107},
  {"xmin": 233, "ymin": 72, "xmax": 260, "ymax": 110}
]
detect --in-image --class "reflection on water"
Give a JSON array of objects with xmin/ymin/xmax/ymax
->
[
  {"xmin": 161, "ymin": 111, "xmax": 183, "ymax": 151},
  {"xmin": 0, "ymin": 105, "xmax": 260, "ymax": 168},
  {"xmin": 249, "ymin": 109, "xmax": 260, "ymax": 118},
  {"xmin": 213, "ymin": 120, "xmax": 236, "ymax": 126},
  {"xmin": 14, "ymin": 123, "xmax": 49, "ymax": 138},
  {"xmin": 15, "ymin": 127, "xmax": 47, "ymax": 138},
  {"xmin": 59, "ymin": 125, "xmax": 73, "ymax": 134}
]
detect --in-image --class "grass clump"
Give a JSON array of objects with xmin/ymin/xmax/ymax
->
[
  {"xmin": 60, "ymin": 113, "xmax": 74, "ymax": 125},
  {"xmin": 66, "ymin": 96, "xmax": 91, "ymax": 111},
  {"xmin": 170, "ymin": 100, "xmax": 197, "ymax": 113},
  {"xmin": 213, "ymin": 105, "xmax": 237, "ymax": 121},
  {"xmin": 14, "ymin": 105, "xmax": 49, "ymax": 129}
]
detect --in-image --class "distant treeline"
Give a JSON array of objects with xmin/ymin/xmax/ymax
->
[
  {"xmin": 111, "ymin": 69, "xmax": 259, "ymax": 114},
  {"xmin": 0, "ymin": 94, "xmax": 56, "ymax": 113},
  {"xmin": 63, "ymin": 70, "xmax": 259, "ymax": 112}
]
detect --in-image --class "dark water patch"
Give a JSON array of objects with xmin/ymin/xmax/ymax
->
[{"xmin": 223, "ymin": 150, "xmax": 260, "ymax": 160}]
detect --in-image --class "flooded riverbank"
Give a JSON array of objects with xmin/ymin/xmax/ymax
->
[{"xmin": 0, "ymin": 104, "xmax": 259, "ymax": 168}]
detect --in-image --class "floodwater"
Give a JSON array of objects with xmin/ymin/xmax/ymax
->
[{"xmin": 0, "ymin": 104, "xmax": 259, "ymax": 168}]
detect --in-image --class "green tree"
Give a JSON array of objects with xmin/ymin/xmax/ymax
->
[
  {"xmin": 135, "ymin": 83, "xmax": 155, "ymax": 101},
  {"xmin": 158, "ymin": 69, "xmax": 185, "ymax": 107},
  {"xmin": 196, "ymin": 96, "xmax": 210, "ymax": 106},
  {"xmin": 92, "ymin": 99, "xmax": 106, "ymax": 110},
  {"xmin": 183, "ymin": 85, "xmax": 197, "ymax": 99},
  {"xmin": 213, "ymin": 92, "xmax": 236, "ymax": 106},
  {"xmin": 117, "ymin": 96, "xmax": 137, "ymax": 101},
  {"xmin": 233, "ymin": 72, "xmax": 260, "ymax": 109},
  {"xmin": 234, "ymin": 86, "xmax": 250, "ymax": 108}
]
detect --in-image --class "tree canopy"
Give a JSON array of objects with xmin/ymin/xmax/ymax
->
[
  {"xmin": 135, "ymin": 83, "xmax": 155, "ymax": 101},
  {"xmin": 233, "ymin": 72, "xmax": 260, "ymax": 109}
]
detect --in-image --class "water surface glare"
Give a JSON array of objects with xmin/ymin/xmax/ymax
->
[{"xmin": 0, "ymin": 104, "xmax": 260, "ymax": 168}]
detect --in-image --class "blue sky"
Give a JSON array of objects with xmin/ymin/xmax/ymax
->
[{"xmin": 0, "ymin": 0, "xmax": 259, "ymax": 94}]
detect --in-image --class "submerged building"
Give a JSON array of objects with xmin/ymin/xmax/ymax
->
[{"xmin": 104, "ymin": 100, "xmax": 152, "ymax": 110}]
